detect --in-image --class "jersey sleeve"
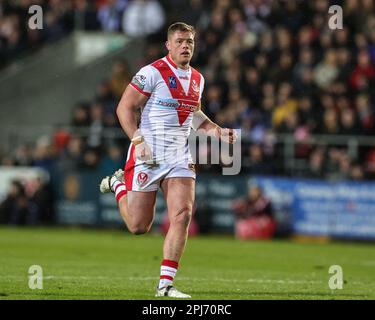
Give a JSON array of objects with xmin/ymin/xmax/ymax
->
[{"xmin": 130, "ymin": 65, "xmax": 157, "ymax": 97}]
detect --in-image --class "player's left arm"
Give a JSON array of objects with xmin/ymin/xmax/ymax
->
[{"xmin": 192, "ymin": 101, "xmax": 237, "ymax": 144}]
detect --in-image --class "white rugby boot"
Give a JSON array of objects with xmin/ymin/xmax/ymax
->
[
  {"xmin": 155, "ymin": 285, "xmax": 191, "ymax": 298},
  {"xmin": 99, "ymin": 169, "xmax": 124, "ymax": 193}
]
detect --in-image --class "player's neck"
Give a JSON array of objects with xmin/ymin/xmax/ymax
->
[
  {"xmin": 177, "ymin": 61, "xmax": 190, "ymax": 70},
  {"xmin": 167, "ymin": 54, "xmax": 190, "ymax": 71}
]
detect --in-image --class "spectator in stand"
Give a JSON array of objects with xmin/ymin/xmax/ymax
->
[
  {"xmin": 121, "ymin": 0, "xmax": 165, "ymax": 37},
  {"xmin": 29, "ymin": 176, "xmax": 54, "ymax": 224},
  {"xmin": 297, "ymin": 96, "xmax": 318, "ymax": 133},
  {"xmin": 355, "ymin": 94, "xmax": 375, "ymax": 135},
  {"xmin": 71, "ymin": 102, "xmax": 91, "ymax": 127},
  {"xmin": 53, "ymin": 126, "xmax": 71, "ymax": 154},
  {"xmin": 180, "ymin": 0, "xmax": 206, "ymax": 27},
  {"xmin": 95, "ymin": 81, "xmax": 116, "ymax": 114},
  {"xmin": 14, "ymin": 144, "xmax": 34, "ymax": 166},
  {"xmin": 0, "ymin": 180, "xmax": 39, "ymax": 225},
  {"xmin": 369, "ymin": 27, "xmax": 375, "ymax": 64},
  {"xmin": 313, "ymin": 49, "xmax": 339, "ymax": 90},
  {"xmin": 74, "ymin": 0, "xmax": 100, "ymax": 30},
  {"xmin": 97, "ymin": 0, "xmax": 127, "ymax": 32},
  {"xmin": 365, "ymin": 147, "xmax": 375, "ymax": 179},
  {"xmin": 99, "ymin": 144, "xmax": 124, "ymax": 176},
  {"xmin": 260, "ymin": 95, "xmax": 274, "ymax": 129},
  {"xmin": 0, "ymin": 13, "xmax": 26, "ymax": 63},
  {"xmin": 243, "ymin": 143, "xmax": 274, "ymax": 175},
  {"xmin": 339, "ymin": 107, "xmax": 361, "ymax": 136},
  {"xmin": 272, "ymin": 82, "xmax": 298, "ymax": 130},
  {"xmin": 87, "ymin": 101, "xmax": 104, "ymax": 150},
  {"xmin": 293, "ymin": 47, "xmax": 315, "ymax": 86},
  {"xmin": 81, "ymin": 147, "xmax": 100, "ymax": 170},
  {"xmin": 335, "ymin": 152, "xmax": 352, "ymax": 181},
  {"xmin": 294, "ymin": 67, "xmax": 317, "ymax": 97},
  {"xmin": 306, "ymin": 147, "xmax": 325, "ymax": 179},
  {"xmin": 336, "ymin": 47, "xmax": 352, "ymax": 81},
  {"xmin": 320, "ymin": 109, "xmax": 340, "ymax": 135},
  {"xmin": 350, "ymin": 50, "xmax": 375, "ymax": 92},
  {"xmin": 326, "ymin": 148, "xmax": 342, "ymax": 177},
  {"xmin": 42, "ymin": 9, "xmax": 67, "ymax": 42},
  {"xmin": 202, "ymin": 84, "xmax": 224, "ymax": 119},
  {"xmin": 326, "ymin": 148, "xmax": 352, "ymax": 181},
  {"xmin": 33, "ymin": 136, "xmax": 56, "ymax": 172},
  {"xmin": 270, "ymin": 50, "xmax": 294, "ymax": 83},
  {"xmin": 278, "ymin": 111, "xmax": 299, "ymax": 134},
  {"xmin": 108, "ymin": 59, "xmax": 132, "ymax": 99},
  {"xmin": 56, "ymin": 135, "xmax": 85, "ymax": 172},
  {"xmin": 232, "ymin": 184, "xmax": 276, "ymax": 240},
  {"xmin": 93, "ymin": 80, "xmax": 118, "ymax": 128},
  {"xmin": 350, "ymin": 162, "xmax": 365, "ymax": 181}
]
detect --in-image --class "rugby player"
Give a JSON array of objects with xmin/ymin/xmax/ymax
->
[{"xmin": 100, "ymin": 22, "xmax": 237, "ymax": 298}]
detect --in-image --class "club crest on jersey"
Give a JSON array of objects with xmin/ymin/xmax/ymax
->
[
  {"xmin": 136, "ymin": 172, "xmax": 148, "ymax": 186},
  {"xmin": 192, "ymin": 80, "xmax": 199, "ymax": 93},
  {"xmin": 168, "ymin": 76, "xmax": 177, "ymax": 89}
]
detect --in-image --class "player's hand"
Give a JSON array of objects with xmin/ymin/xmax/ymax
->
[
  {"xmin": 215, "ymin": 127, "xmax": 238, "ymax": 144},
  {"xmin": 134, "ymin": 140, "xmax": 153, "ymax": 161},
  {"xmin": 132, "ymin": 132, "xmax": 153, "ymax": 161}
]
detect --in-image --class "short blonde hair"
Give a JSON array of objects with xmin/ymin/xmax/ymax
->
[{"xmin": 167, "ymin": 22, "xmax": 195, "ymax": 38}]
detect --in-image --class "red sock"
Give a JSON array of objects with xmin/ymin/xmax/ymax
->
[{"xmin": 112, "ymin": 180, "xmax": 127, "ymax": 202}]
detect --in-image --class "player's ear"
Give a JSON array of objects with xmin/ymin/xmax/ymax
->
[{"xmin": 165, "ymin": 40, "xmax": 170, "ymax": 51}]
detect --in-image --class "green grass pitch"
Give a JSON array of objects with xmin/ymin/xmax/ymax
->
[{"xmin": 0, "ymin": 226, "xmax": 374, "ymax": 300}]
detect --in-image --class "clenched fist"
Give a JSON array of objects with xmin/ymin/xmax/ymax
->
[{"xmin": 215, "ymin": 127, "xmax": 238, "ymax": 144}]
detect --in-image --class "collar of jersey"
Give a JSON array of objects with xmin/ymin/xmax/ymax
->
[{"xmin": 165, "ymin": 55, "xmax": 191, "ymax": 73}]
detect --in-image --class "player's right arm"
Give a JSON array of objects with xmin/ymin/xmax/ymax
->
[
  {"xmin": 116, "ymin": 67, "xmax": 155, "ymax": 161},
  {"xmin": 116, "ymin": 84, "xmax": 148, "ymax": 140}
]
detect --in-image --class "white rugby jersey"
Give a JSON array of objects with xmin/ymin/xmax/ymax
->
[{"xmin": 130, "ymin": 55, "xmax": 205, "ymax": 164}]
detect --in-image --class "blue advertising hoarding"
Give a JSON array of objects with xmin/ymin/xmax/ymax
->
[
  {"xmin": 254, "ymin": 176, "xmax": 375, "ymax": 240},
  {"xmin": 52, "ymin": 170, "xmax": 375, "ymax": 240}
]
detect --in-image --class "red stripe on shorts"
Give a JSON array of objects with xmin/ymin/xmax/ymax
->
[{"xmin": 125, "ymin": 144, "xmax": 135, "ymax": 191}]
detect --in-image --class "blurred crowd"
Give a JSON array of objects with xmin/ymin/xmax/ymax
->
[
  {"xmin": 0, "ymin": 0, "xmax": 167, "ymax": 69},
  {"xmin": 0, "ymin": 178, "xmax": 53, "ymax": 225},
  {"xmin": 0, "ymin": 57, "xmax": 129, "ymax": 174},
  {"xmin": 190, "ymin": 0, "xmax": 375, "ymax": 181},
  {"xmin": 1, "ymin": 0, "xmax": 375, "ymax": 187},
  {"xmin": 0, "ymin": 55, "xmax": 130, "ymax": 224}
]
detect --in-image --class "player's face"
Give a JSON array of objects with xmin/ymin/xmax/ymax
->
[{"xmin": 166, "ymin": 31, "xmax": 195, "ymax": 67}]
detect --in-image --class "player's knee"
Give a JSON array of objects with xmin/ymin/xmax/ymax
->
[
  {"xmin": 128, "ymin": 223, "xmax": 150, "ymax": 235},
  {"xmin": 171, "ymin": 206, "xmax": 192, "ymax": 228}
]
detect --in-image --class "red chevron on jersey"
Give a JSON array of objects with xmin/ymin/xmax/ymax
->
[{"xmin": 151, "ymin": 58, "xmax": 201, "ymax": 125}]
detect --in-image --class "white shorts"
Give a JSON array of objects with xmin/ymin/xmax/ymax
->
[{"xmin": 124, "ymin": 144, "xmax": 196, "ymax": 192}]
